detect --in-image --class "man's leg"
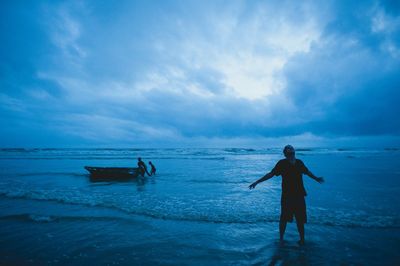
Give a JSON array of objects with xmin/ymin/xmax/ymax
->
[
  {"xmin": 280, "ymin": 196, "xmax": 289, "ymax": 241},
  {"xmin": 296, "ymin": 220, "xmax": 305, "ymax": 244},
  {"xmin": 295, "ymin": 196, "xmax": 306, "ymax": 244},
  {"xmin": 279, "ymin": 220, "xmax": 287, "ymax": 241}
]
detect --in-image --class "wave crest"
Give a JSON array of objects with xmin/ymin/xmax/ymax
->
[{"xmin": 0, "ymin": 190, "xmax": 398, "ymax": 229}]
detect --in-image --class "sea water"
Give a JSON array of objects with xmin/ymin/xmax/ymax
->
[{"xmin": 0, "ymin": 148, "xmax": 399, "ymax": 265}]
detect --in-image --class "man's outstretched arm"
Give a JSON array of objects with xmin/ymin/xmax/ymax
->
[
  {"xmin": 249, "ymin": 171, "xmax": 275, "ymax": 189},
  {"xmin": 305, "ymin": 170, "xmax": 324, "ymax": 184}
]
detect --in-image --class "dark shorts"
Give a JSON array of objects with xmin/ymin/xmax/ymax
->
[{"xmin": 280, "ymin": 196, "xmax": 307, "ymax": 223}]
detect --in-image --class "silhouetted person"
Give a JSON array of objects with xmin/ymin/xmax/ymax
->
[
  {"xmin": 137, "ymin": 157, "xmax": 150, "ymax": 177},
  {"xmin": 249, "ymin": 145, "xmax": 324, "ymax": 245},
  {"xmin": 149, "ymin": 161, "xmax": 156, "ymax": 176}
]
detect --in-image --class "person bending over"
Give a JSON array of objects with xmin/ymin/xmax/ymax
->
[
  {"xmin": 149, "ymin": 161, "xmax": 156, "ymax": 176},
  {"xmin": 137, "ymin": 157, "xmax": 150, "ymax": 177}
]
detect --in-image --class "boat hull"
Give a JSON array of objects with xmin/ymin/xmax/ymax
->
[{"xmin": 84, "ymin": 166, "xmax": 139, "ymax": 181}]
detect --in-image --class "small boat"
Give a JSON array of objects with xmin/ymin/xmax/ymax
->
[{"xmin": 84, "ymin": 166, "xmax": 140, "ymax": 181}]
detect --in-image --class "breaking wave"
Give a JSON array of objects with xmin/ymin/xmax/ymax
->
[{"xmin": 0, "ymin": 189, "xmax": 398, "ymax": 229}]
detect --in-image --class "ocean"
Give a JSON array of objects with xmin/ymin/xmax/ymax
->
[{"xmin": 0, "ymin": 148, "xmax": 399, "ymax": 265}]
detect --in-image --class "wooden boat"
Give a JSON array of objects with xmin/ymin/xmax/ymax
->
[{"xmin": 84, "ymin": 166, "xmax": 140, "ymax": 181}]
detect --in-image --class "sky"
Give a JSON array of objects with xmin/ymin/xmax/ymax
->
[{"xmin": 1, "ymin": 0, "xmax": 400, "ymax": 148}]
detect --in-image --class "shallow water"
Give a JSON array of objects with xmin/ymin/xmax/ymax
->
[{"xmin": 0, "ymin": 148, "xmax": 399, "ymax": 265}]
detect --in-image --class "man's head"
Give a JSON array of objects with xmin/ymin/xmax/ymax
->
[
  {"xmin": 283, "ymin": 145, "xmax": 295, "ymax": 159},
  {"xmin": 138, "ymin": 157, "xmax": 142, "ymax": 161}
]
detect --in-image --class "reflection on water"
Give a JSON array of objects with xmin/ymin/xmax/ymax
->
[
  {"xmin": 87, "ymin": 173, "xmax": 155, "ymax": 192},
  {"xmin": 267, "ymin": 241, "xmax": 309, "ymax": 266}
]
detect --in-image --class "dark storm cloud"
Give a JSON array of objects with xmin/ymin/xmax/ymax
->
[
  {"xmin": 0, "ymin": 0, "xmax": 399, "ymax": 146},
  {"xmin": 282, "ymin": 0, "xmax": 400, "ymax": 136}
]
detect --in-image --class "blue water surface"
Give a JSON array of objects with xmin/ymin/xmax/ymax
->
[{"xmin": 0, "ymin": 148, "xmax": 399, "ymax": 265}]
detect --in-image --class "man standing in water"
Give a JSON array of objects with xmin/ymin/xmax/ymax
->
[{"xmin": 249, "ymin": 145, "xmax": 324, "ymax": 245}]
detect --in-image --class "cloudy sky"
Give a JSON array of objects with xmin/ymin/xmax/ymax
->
[{"xmin": 1, "ymin": 0, "xmax": 400, "ymax": 147}]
